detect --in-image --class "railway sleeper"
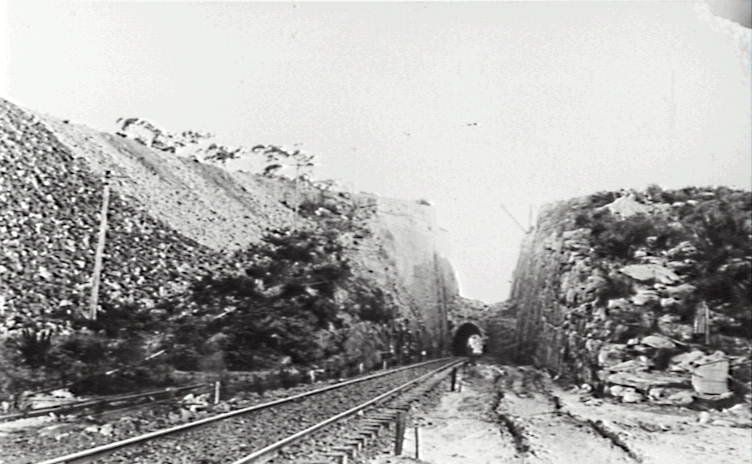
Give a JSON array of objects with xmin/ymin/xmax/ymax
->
[
  {"xmin": 300, "ymin": 373, "xmax": 449, "ymax": 463},
  {"xmin": 321, "ymin": 453, "xmax": 348, "ymax": 464}
]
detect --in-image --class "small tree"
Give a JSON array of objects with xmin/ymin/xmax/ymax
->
[
  {"xmin": 252, "ymin": 145, "xmax": 317, "ymax": 229},
  {"xmin": 178, "ymin": 227, "xmax": 350, "ymax": 369}
]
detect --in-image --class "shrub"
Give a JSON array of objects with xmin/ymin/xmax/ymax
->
[
  {"xmin": 588, "ymin": 191, "xmax": 618, "ymax": 208},
  {"xmin": 590, "ymin": 212, "xmax": 656, "ymax": 259},
  {"xmin": 9, "ymin": 329, "xmax": 53, "ymax": 369},
  {"xmin": 168, "ymin": 227, "xmax": 354, "ymax": 370},
  {"xmin": 0, "ymin": 339, "xmax": 48, "ymax": 400}
]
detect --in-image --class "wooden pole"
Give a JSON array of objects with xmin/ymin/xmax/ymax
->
[
  {"xmin": 414, "ymin": 426, "xmax": 420, "ymax": 459},
  {"xmin": 394, "ymin": 410, "xmax": 406, "ymax": 455},
  {"xmin": 214, "ymin": 380, "xmax": 221, "ymax": 404},
  {"xmin": 89, "ymin": 171, "xmax": 111, "ymax": 320},
  {"xmin": 704, "ymin": 301, "xmax": 710, "ymax": 345}
]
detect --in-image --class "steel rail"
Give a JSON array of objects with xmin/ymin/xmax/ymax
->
[
  {"xmin": 0, "ymin": 382, "xmax": 210, "ymax": 423},
  {"xmin": 232, "ymin": 358, "xmax": 465, "ymax": 464},
  {"xmin": 35, "ymin": 357, "xmax": 452, "ymax": 464}
]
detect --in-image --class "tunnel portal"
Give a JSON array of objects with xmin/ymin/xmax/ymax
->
[{"xmin": 451, "ymin": 322, "xmax": 484, "ymax": 356}]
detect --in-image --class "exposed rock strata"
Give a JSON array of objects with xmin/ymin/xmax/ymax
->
[{"xmin": 511, "ymin": 190, "xmax": 751, "ymax": 404}]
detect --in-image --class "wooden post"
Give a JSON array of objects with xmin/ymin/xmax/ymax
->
[
  {"xmin": 704, "ymin": 301, "xmax": 710, "ymax": 345},
  {"xmin": 394, "ymin": 410, "xmax": 406, "ymax": 455},
  {"xmin": 213, "ymin": 380, "xmax": 221, "ymax": 404},
  {"xmin": 695, "ymin": 301, "xmax": 710, "ymax": 345},
  {"xmin": 89, "ymin": 171, "xmax": 111, "ymax": 320},
  {"xmin": 414, "ymin": 426, "xmax": 420, "ymax": 459}
]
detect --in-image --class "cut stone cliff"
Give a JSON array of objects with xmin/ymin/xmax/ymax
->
[{"xmin": 510, "ymin": 189, "xmax": 751, "ymax": 404}]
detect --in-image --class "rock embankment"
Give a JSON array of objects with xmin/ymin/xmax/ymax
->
[
  {"xmin": 0, "ymin": 99, "xmax": 218, "ymax": 330},
  {"xmin": 44, "ymin": 109, "xmax": 459, "ymax": 348},
  {"xmin": 2, "ymin": 98, "xmax": 459, "ymax": 351},
  {"xmin": 511, "ymin": 189, "xmax": 751, "ymax": 407}
]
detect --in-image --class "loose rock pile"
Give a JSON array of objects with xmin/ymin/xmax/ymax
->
[{"xmin": 0, "ymin": 99, "xmax": 219, "ymax": 332}]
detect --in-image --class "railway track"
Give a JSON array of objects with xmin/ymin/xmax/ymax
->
[{"xmin": 30, "ymin": 357, "xmax": 463, "ymax": 464}]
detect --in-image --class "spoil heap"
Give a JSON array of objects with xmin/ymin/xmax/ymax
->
[
  {"xmin": 0, "ymin": 99, "xmax": 218, "ymax": 332},
  {"xmin": 0, "ymin": 98, "xmax": 459, "ymax": 398}
]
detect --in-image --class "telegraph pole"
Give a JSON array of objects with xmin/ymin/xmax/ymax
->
[{"xmin": 89, "ymin": 170, "xmax": 111, "ymax": 320}]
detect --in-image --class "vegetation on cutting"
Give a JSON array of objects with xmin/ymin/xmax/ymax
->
[{"xmin": 571, "ymin": 185, "xmax": 751, "ymax": 338}]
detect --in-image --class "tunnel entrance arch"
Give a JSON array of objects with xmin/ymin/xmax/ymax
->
[{"xmin": 451, "ymin": 322, "xmax": 484, "ymax": 356}]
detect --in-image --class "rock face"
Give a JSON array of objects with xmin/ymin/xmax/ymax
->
[
  {"xmin": 510, "ymin": 189, "xmax": 752, "ymax": 403},
  {"xmin": 1, "ymin": 99, "xmax": 458, "ymax": 350},
  {"xmin": 346, "ymin": 195, "xmax": 458, "ymax": 352}
]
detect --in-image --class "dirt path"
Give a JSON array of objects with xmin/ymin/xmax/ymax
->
[
  {"xmin": 370, "ymin": 366, "xmax": 517, "ymax": 464},
  {"xmin": 370, "ymin": 362, "xmax": 750, "ymax": 464},
  {"xmin": 553, "ymin": 376, "xmax": 752, "ymax": 464},
  {"xmin": 496, "ymin": 365, "xmax": 635, "ymax": 464}
]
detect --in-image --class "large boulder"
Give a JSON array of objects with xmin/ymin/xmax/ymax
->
[
  {"xmin": 691, "ymin": 351, "xmax": 730, "ymax": 396},
  {"xmin": 606, "ymin": 358, "xmax": 654, "ymax": 373},
  {"xmin": 607, "ymin": 298, "xmax": 631, "ymax": 312},
  {"xmin": 648, "ymin": 387, "xmax": 694, "ymax": 406},
  {"xmin": 668, "ymin": 350, "xmax": 706, "ymax": 373},
  {"xmin": 666, "ymin": 241, "xmax": 698, "ymax": 260},
  {"xmin": 598, "ymin": 344, "xmax": 627, "ymax": 368},
  {"xmin": 657, "ymin": 315, "xmax": 694, "ymax": 341},
  {"xmin": 665, "ymin": 283, "xmax": 697, "ymax": 300},
  {"xmin": 620, "ymin": 264, "xmax": 680, "ymax": 285},
  {"xmin": 602, "ymin": 195, "xmax": 652, "ymax": 218},
  {"xmin": 631, "ymin": 288, "xmax": 660, "ymax": 306},
  {"xmin": 621, "ymin": 389, "xmax": 646, "ymax": 403},
  {"xmin": 640, "ymin": 334, "xmax": 676, "ymax": 350},
  {"xmin": 606, "ymin": 371, "xmax": 691, "ymax": 392}
]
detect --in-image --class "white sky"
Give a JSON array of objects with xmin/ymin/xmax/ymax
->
[{"xmin": 1, "ymin": 1, "xmax": 750, "ymax": 302}]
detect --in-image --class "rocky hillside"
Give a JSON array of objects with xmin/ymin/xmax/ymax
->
[
  {"xmin": 37, "ymin": 108, "xmax": 458, "ymax": 347},
  {"xmin": 511, "ymin": 187, "xmax": 751, "ymax": 405},
  {"xmin": 0, "ymin": 100, "xmax": 219, "ymax": 332},
  {"xmin": 0, "ymin": 98, "xmax": 458, "ymax": 393}
]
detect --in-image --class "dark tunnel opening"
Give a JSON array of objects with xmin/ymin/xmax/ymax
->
[{"xmin": 451, "ymin": 322, "xmax": 484, "ymax": 356}]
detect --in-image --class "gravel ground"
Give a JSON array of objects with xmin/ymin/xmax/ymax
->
[
  {"xmin": 367, "ymin": 362, "xmax": 751, "ymax": 464},
  {"xmin": 371, "ymin": 362, "xmax": 636, "ymax": 464},
  {"xmin": 1, "ymin": 363, "xmax": 447, "ymax": 464},
  {"xmin": 278, "ymin": 364, "xmax": 454, "ymax": 463},
  {"xmin": 0, "ymin": 380, "xmax": 330, "ymax": 464},
  {"xmin": 370, "ymin": 372, "xmax": 516, "ymax": 464}
]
